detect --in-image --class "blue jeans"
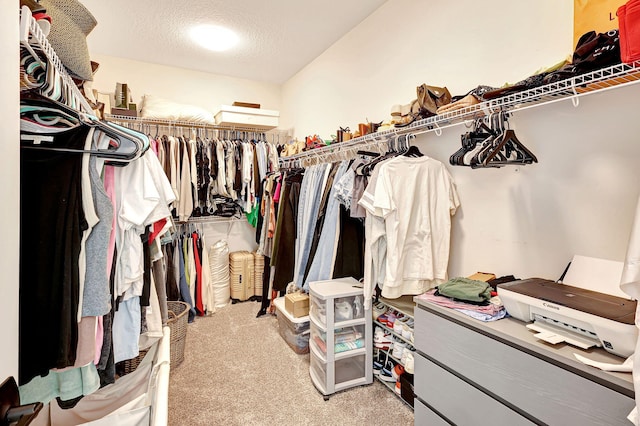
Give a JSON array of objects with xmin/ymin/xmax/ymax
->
[
  {"xmin": 304, "ymin": 161, "xmax": 350, "ymax": 290},
  {"xmin": 294, "ymin": 164, "xmax": 330, "ymax": 288}
]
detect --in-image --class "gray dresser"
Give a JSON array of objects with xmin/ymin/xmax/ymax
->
[{"xmin": 413, "ymin": 299, "xmax": 635, "ymax": 425}]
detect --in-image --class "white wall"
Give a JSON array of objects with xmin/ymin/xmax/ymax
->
[
  {"xmin": 281, "ymin": 0, "xmax": 574, "ymax": 137},
  {"xmin": 413, "ymin": 86, "xmax": 640, "ymax": 284},
  {"xmin": 1, "ymin": 4, "xmax": 20, "ymax": 382},
  {"xmin": 281, "ymin": 0, "xmax": 640, "ymax": 289},
  {"xmin": 90, "ymin": 53, "xmax": 282, "ymax": 115}
]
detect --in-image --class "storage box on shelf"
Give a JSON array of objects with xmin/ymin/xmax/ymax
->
[
  {"xmin": 373, "ymin": 295, "xmax": 416, "ymax": 409},
  {"xmin": 214, "ymin": 104, "xmax": 279, "ymax": 130},
  {"xmin": 308, "ymin": 277, "xmax": 372, "ymax": 399},
  {"xmin": 274, "ymin": 297, "xmax": 310, "ymax": 354}
]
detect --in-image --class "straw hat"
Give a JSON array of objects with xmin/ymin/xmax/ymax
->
[{"xmin": 39, "ymin": 0, "xmax": 97, "ymax": 81}]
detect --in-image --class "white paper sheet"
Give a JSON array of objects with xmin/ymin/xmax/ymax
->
[{"xmin": 562, "ymin": 254, "xmax": 627, "ymax": 299}]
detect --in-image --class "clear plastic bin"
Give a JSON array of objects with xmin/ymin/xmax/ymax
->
[
  {"xmin": 310, "ymin": 324, "xmax": 365, "ymax": 356},
  {"xmin": 309, "ymin": 293, "xmax": 327, "ymax": 326},
  {"xmin": 335, "ymin": 354, "xmax": 367, "ymax": 385},
  {"xmin": 274, "ymin": 297, "xmax": 309, "ymax": 354},
  {"xmin": 310, "ymin": 353, "xmax": 327, "ymax": 390},
  {"xmin": 334, "ymin": 295, "xmax": 365, "ymax": 322}
]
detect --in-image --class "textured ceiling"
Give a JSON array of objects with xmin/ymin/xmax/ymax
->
[{"xmin": 80, "ymin": 0, "xmax": 388, "ymax": 84}]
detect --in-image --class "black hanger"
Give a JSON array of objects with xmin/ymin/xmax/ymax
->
[
  {"xmin": 478, "ymin": 112, "xmax": 538, "ymax": 167},
  {"xmin": 402, "ymin": 145, "xmax": 423, "ymax": 157},
  {"xmin": 356, "ymin": 150, "xmax": 380, "ymax": 158},
  {"xmin": 20, "ymin": 94, "xmax": 143, "ymax": 162}
]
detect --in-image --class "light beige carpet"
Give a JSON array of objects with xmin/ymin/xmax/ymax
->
[{"xmin": 168, "ymin": 300, "xmax": 414, "ymax": 426}]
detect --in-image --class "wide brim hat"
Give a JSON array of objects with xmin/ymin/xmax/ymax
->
[{"xmin": 38, "ymin": 0, "xmax": 97, "ymax": 81}]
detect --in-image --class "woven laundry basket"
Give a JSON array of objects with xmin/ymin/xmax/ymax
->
[
  {"xmin": 121, "ymin": 300, "xmax": 189, "ymax": 374},
  {"xmin": 166, "ymin": 300, "xmax": 189, "ymax": 368}
]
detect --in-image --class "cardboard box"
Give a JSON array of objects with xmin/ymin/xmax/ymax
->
[
  {"xmin": 110, "ymin": 107, "xmax": 138, "ymax": 118},
  {"xmin": 285, "ymin": 292, "xmax": 309, "ymax": 318},
  {"xmin": 467, "ymin": 272, "xmax": 496, "ymax": 282},
  {"xmin": 574, "ymin": 0, "xmax": 625, "ymax": 46}
]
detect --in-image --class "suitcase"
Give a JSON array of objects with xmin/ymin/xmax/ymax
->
[
  {"xmin": 229, "ymin": 251, "xmax": 255, "ymax": 301},
  {"xmin": 253, "ymin": 252, "xmax": 265, "ymax": 298}
]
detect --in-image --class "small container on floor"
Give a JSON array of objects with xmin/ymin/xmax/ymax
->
[{"xmin": 274, "ymin": 297, "xmax": 310, "ymax": 354}]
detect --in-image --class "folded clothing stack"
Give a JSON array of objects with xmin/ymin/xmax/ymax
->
[
  {"xmin": 417, "ymin": 276, "xmax": 512, "ymax": 322},
  {"xmin": 435, "ymin": 277, "xmax": 493, "ymax": 305}
]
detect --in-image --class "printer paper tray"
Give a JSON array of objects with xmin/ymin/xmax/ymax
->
[{"xmin": 526, "ymin": 321, "xmax": 600, "ymax": 350}]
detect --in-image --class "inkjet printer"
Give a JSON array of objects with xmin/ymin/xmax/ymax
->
[{"xmin": 497, "ymin": 278, "xmax": 637, "ymax": 358}]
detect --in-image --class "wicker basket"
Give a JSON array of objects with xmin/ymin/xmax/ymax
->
[
  {"xmin": 120, "ymin": 348, "xmax": 149, "ymax": 375},
  {"xmin": 120, "ymin": 300, "xmax": 189, "ymax": 375},
  {"xmin": 167, "ymin": 300, "xmax": 189, "ymax": 368}
]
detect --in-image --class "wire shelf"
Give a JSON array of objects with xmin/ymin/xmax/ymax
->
[
  {"xmin": 279, "ymin": 61, "xmax": 640, "ymax": 168},
  {"xmin": 104, "ymin": 114, "xmax": 289, "ymax": 133},
  {"xmin": 19, "ymin": 6, "xmax": 93, "ymax": 114}
]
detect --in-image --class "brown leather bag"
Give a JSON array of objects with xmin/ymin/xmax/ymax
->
[
  {"xmin": 417, "ymin": 84, "xmax": 452, "ymax": 116},
  {"xmin": 397, "ymin": 84, "xmax": 452, "ymax": 127}
]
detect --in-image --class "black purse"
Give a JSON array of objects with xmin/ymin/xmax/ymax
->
[{"xmin": 543, "ymin": 29, "xmax": 621, "ymax": 84}]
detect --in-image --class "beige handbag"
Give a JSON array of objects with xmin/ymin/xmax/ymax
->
[{"xmin": 436, "ymin": 93, "xmax": 480, "ymax": 114}]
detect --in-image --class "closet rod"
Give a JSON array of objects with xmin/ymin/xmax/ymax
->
[
  {"xmin": 104, "ymin": 114, "xmax": 290, "ymax": 134},
  {"xmin": 279, "ymin": 61, "xmax": 640, "ymax": 167},
  {"xmin": 181, "ymin": 216, "xmax": 246, "ymax": 224}
]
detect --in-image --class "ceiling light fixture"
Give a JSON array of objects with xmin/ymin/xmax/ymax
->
[{"xmin": 190, "ymin": 25, "xmax": 239, "ymax": 52}]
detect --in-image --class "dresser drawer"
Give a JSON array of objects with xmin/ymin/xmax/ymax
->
[
  {"xmin": 415, "ymin": 354, "xmax": 533, "ymax": 426},
  {"xmin": 415, "ymin": 306, "xmax": 634, "ymax": 426},
  {"xmin": 414, "ymin": 399, "xmax": 449, "ymax": 426}
]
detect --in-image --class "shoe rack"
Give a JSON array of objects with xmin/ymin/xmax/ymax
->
[
  {"xmin": 279, "ymin": 61, "xmax": 640, "ymax": 169},
  {"xmin": 308, "ymin": 277, "xmax": 372, "ymax": 399},
  {"xmin": 373, "ymin": 295, "xmax": 416, "ymax": 409}
]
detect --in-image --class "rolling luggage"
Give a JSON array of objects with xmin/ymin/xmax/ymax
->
[{"xmin": 229, "ymin": 251, "xmax": 255, "ymax": 301}]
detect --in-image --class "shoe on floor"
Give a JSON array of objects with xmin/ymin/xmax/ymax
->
[
  {"xmin": 373, "ymin": 350, "xmax": 385, "ymax": 375},
  {"xmin": 374, "ymin": 327, "xmax": 392, "ymax": 350},
  {"xmin": 392, "ymin": 363, "xmax": 405, "ymax": 381},
  {"xmin": 372, "ymin": 302, "xmax": 386, "ymax": 320},
  {"xmin": 379, "ymin": 360, "xmax": 396, "ymax": 382},
  {"xmin": 404, "ymin": 352, "xmax": 415, "ymax": 375}
]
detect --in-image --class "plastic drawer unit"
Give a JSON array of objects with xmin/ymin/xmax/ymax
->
[{"xmin": 308, "ymin": 277, "xmax": 372, "ymax": 399}]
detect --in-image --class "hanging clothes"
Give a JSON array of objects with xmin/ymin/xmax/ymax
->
[
  {"xmin": 303, "ymin": 160, "xmax": 351, "ymax": 289},
  {"xmin": 293, "ymin": 163, "xmax": 331, "ymax": 288},
  {"xmin": 358, "ymin": 155, "xmax": 460, "ymax": 308},
  {"xmin": 271, "ymin": 170, "xmax": 303, "ymax": 292},
  {"xmin": 146, "ymin": 132, "xmax": 279, "ymax": 223},
  {"xmin": 19, "ymin": 95, "xmax": 177, "ymax": 403},
  {"xmin": 19, "ymin": 124, "xmax": 91, "ymax": 385}
]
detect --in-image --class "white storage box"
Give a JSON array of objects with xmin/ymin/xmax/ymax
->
[
  {"xmin": 274, "ymin": 297, "xmax": 310, "ymax": 354},
  {"xmin": 214, "ymin": 105, "xmax": 279, "ymax": 130}
]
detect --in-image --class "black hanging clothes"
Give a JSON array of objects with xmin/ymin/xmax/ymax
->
[
  {"xmin": 271, "ymin": 172, "xmax": 303, "ymax": 291},
  {"xmin": 19, "ymin": 125, "xmax": 91, "ymax": 385},
  {"xmin": 333, "ymin": 204, "xmax": 365, "ymax": 281}
]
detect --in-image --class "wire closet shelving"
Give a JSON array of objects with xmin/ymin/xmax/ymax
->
[
  {"xmin": 278, "ymin": 61, "xmax": 640, "ymax": 169},
  {"xmin": 20, "ymin": 5, "xmax": 93, "ymax": 114}
]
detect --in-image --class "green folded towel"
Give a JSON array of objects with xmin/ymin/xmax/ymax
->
[{"xmin": 437, "ymin": 277, "xmax": 492, "ymax": 303}]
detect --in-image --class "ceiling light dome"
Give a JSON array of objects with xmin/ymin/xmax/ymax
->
[{"xmin": 190, "ymin": 25, "xmax": 239, "ymax": 52}]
